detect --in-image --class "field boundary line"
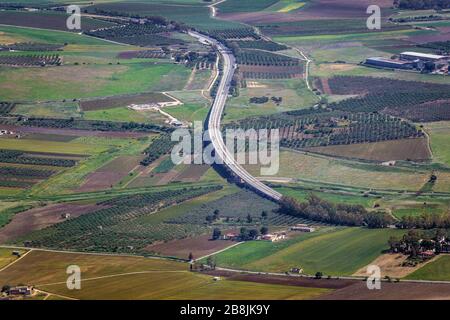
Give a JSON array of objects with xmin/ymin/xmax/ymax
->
[
  {"xmin": 0, "ymin": 248, "xmax": 33, "ymax": 273},
  {"xmin": 35, "ymin": 288, "xmax": 78, "ymax": 301},
  {"xmin": 195, "ymin": 241, "xmax": 245, "ymax": 261},
  {"xmin": 0, "ymin": 23, "xmax": 131, "ymax": 47},
  {"xmin": 0, "ymin": 245, "xmax": 186, "ymax": 262}
]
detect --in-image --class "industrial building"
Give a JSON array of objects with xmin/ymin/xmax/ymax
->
[
  {"xmin": 364, "ymin": 57, "xmax": 414, "ymax": 69},
  {"xmin": 399, "ymin": 51, "xmax": 449, "ymax": 62}
]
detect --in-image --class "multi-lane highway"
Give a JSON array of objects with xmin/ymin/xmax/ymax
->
[{"xmin": 189, "ymin": 31, "xmax": 282, "ymax": 202}]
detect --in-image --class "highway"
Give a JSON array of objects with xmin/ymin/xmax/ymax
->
[{"xmin": 189, "ymin": 31, "xmax": 282, "ymax": 202}]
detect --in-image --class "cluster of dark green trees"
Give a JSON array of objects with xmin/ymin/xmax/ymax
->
[
  {"xmin": 1, "ymin": 117, "xmax": 170, "ymax": 133},
  {"xmin": 388, "ymin": 229, "xmax": 450, "ymax": 257},
  {"xmin": 279, "ymin": 195, "xmax": 394, "ymax": 228}
]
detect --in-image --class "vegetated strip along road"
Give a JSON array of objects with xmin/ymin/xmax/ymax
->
[{"xmin": 189, "ymin": 31, "xmax": 282, "ymax": 202}]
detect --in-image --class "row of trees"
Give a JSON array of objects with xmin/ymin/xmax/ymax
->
[
  {"xmin": 397, "ymin": 212, "xmax": 450, "ymax": 229},
  {"xmin": 279, "ymin": 195, "xmax": 393, "ymax": 228}
]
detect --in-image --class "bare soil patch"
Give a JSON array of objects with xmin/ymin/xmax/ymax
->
[
  {"xmin": 146, "ymin": 233, "xmax": 238, "ymax": 260},
  {"xmin": 320, "ymin": 78, "xmax": 332, "ymax": 95},
  {"xmin": 175, "ymin": 164, "xmax": 210, "ymax": 183},
  {"xmin": 353, "ymin": 253, "xmax": 426, "ymax": 279},
  {"xmin": 80, "ymin": 92, "xmax": 172, "ymax": 111},
  {"xmin": 0, "ymin": 203, "xmax": 105, "ymax": 243},
  {"xmin": 204, "ymin": 271, "xmax": 357, "ymax": 290},
  {"xmin": 77, "ymin": 155, "xmax": 143, "ymax": 192}
]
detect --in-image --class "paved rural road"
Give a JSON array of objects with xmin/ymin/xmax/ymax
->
[{"xmin": 189, "ymin": 31, "xmax": 282, "ymax": 202}]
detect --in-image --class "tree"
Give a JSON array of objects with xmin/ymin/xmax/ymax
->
[
  {"xmin": 260, "ymin": 226, "xmax": 269, "ymax": 235},
  {"xmin": 239, "ymin": 227, "xmax": 248, "ymax": 240},
  {"xmin": 213, "ymin": 209, "xmax": 220, "ymax": 220},
  {"xmin": 212, "ymin": 228, "xmax": 222, "ymax": 240},
  {"xmin": 261, "ymin": 211, "xmax": 268, "ymax": 220},
  {"xmin": 315, "ymin": 272, "xmax": 323, "ymax": 279},
  {"xmin": 248, "ymin": 229, "xmax": 259, "ymax": 240},
  {"xmin": 1, "ymin": 285, "xmax": 10, "ymax": 293},
  {"xmin": 206, "ymin": 256, "xmax": 216, "ymax": 269},
  {"xmin": 246, "ymin": 214, "xmax": 253, "ymax": 224},
  {"xmin": 188, "ymin": 252, "xmax": 194, "ymax": 261}
]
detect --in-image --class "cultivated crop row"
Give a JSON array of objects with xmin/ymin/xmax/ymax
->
[
  {"xmin": 236, "ymin": 50, "xmax": 300, "ymax": 66},
  {"xmin": 20, "ymin": 186, "xmax": 222, "ymax": 252},
  {"xmin": 225, "ymin": 110, "xmax": 422, "ymax": 149},
  {"xmin": 0, "ymin": 117, "xmax": 171, "ymax": 134},
  {"xmin": 0, "ymin": 149, "xmax": 77, "ymax": 167},
  {"xmin": 232, "ymin": 40, "xmax": 288, "ymax": 52},
  {"xmin": 0, "ymin": 102, "xmax": 15, "ymax": 115},
  {"xmin": 0, "ymin": 54, "xmax": 62, "ymax": 67},
  {"xmin": 0, "ymin": 166, "xmax": 56, "ymax": 179},
  {"xmin": 0, "ymin": 42, "xmax": 64, "ymax": 52},
  {"xmin": 141, "ymin": 133, "xmax": 178, "ymax": 166}
]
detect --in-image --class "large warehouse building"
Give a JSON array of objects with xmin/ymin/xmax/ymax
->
[
  {"xmin": 365, "ymin": 57, "xmax": 414, "ymax": 69},
  {"xmin": 399, "ymin": 51, "xmax": 449, "ymax": 62}
]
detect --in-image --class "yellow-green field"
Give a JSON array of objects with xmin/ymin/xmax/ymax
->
[
  {"xmin": 0, "ymin": 248, "xmax": 27, "ymax": 269},
  {"xmin": 0, "ymin": 137, "xmax": 107, "ymax": 155},
  {"xmin": 406, "ymin": 255, "xmax": 450, "ymax": 281},
  {"xmin": 0, "ymin": 250, "xmax": 329, "ymax": 300},
  {"xmin": 426, "ymin": 121, "xmax": 450, "ymax": 166}
]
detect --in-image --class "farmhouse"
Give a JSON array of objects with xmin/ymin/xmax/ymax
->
[
  {"xmin": 260, "ymin": 232, "xmax": 286, "ymax": 242},
  {"xmin": 365, "ymin": 57, "xmax": 414, "ymax": 70},
  {"xmin": 291, "ymin": 224, "xmax": 315, "ymax": 232},
  {"xmin": 7, "ymin": 286, "xmax": 34, "ymax": 296}
]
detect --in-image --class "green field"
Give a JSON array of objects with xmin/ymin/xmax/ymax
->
[
  {"xmin": 85, "ymin": 2, "xmax": 243, "ymax": 31},
  {"xmin": 406, "ymin": 255, "xmax": 450, "ymax": 281},
  {"xmin": 0, "ymin": 62, "xmax": 190, "ymax": 101},
  {"xmin": 245, "ymin": 151, "xmax": 430, "ymax": 192},
  {"xmin": 0, "ymin": 250, "xmax": 328, "ymax": 299},
  {"xmin": 275, "ymin": 186, "xmax": 376, "ymax": 207},
  {"xmin": 426, "ymin": 122, "xmax": 450, "ymax": 167},
  {"xmin": 224, "ymin": 79, "xmax": 317, "ymax": 122},
  {"xmin": 212, "ymin": 227, "xmax": 405, "ymax": 276},
  {"xmin": 0, "ymin": 137, "xmax": 107, "ymax": 155}
]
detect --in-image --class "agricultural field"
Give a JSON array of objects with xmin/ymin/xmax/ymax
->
[
  {"xmin": 211, "ymin": 227, "xmax": 405, "ymax": 275},
  {"xmin": 1, "ymin": 0, "xmax": 450, "ymax": 302},
  {"xmin": 425, "ymin": 121, "xmax": 450, "ymax": 166},
  {"xmin": 224, "ymin": 78, "xmax": 317, "ymax": 121},
  {"xmin": 245, "ymin": 150, "xmax": 431, "ymax": 191},
  {"xmin": 305, "ymin": 138, "xmax": 431, "ymax": 162},
  {"xmin": 406, "ymin": 255, "xmax": 450, "ymax": 281},
  {"xmin": 0, "ymin": 248, "xmax": 27, "ymax": 269},
  {"xmin": 0, "ymin": 250, "xmax": 329, "ymax": 300}
]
